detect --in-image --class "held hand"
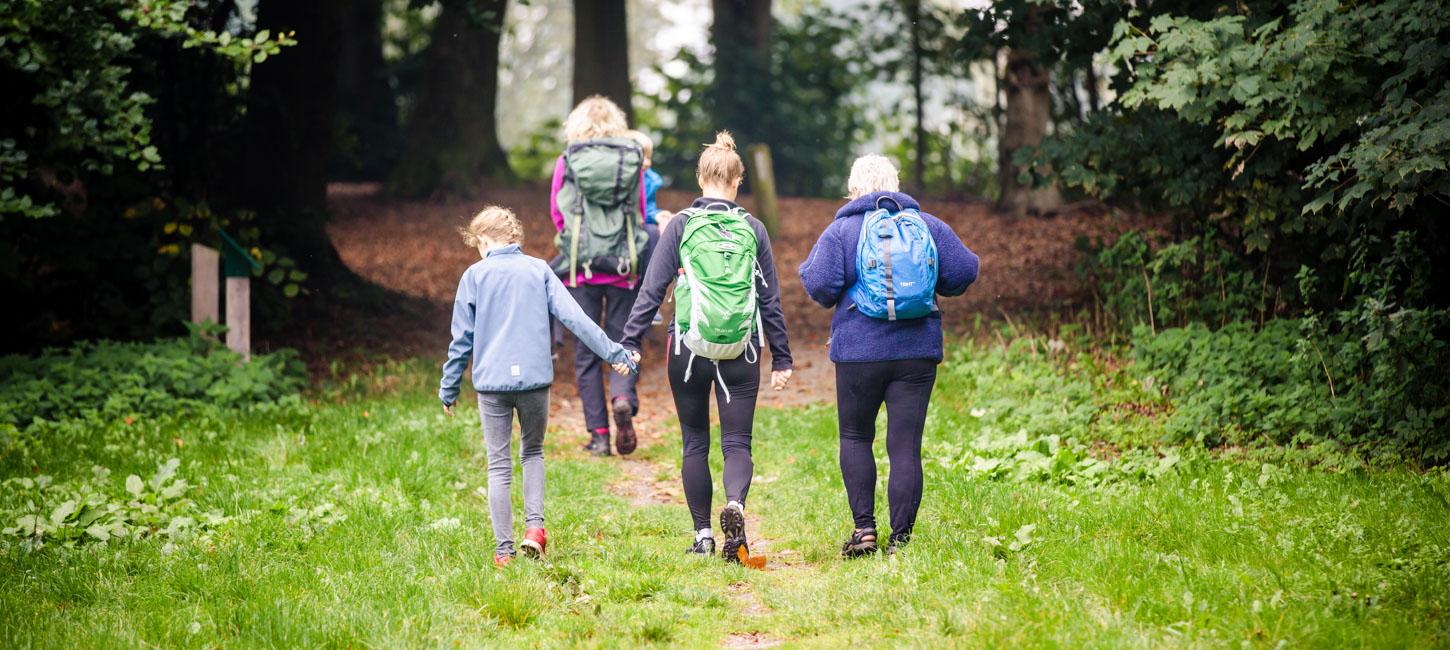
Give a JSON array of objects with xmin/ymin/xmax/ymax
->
[
  {"xmin": 612, "ymin": 350, "xmax": 642, "ymax": 376},
  {"xmin": 442, "ymin": 402, "xmax": 455, "ymax": 417},
  {"xmin": 771, "ymin": 369, "xmax": 792, "ymax": 391}
]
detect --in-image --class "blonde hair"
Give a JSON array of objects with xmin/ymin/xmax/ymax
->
[
  {"xmin": 697, "ymin": 131, "xmax": 744, "ymax": 188},
  {"xmin": 847, "ymin": 154, "xmax": 901, "ymax": 199},
  {"xmin": 459, "ymin": 206, "xmax": 523, "ymax": 247},
  {"xmin": 626, "ymin": 129, "xmax": 654, "ymax": 161},
  {"xmin": 564, "ymin": 96, "xmax": 628, "ymax": 143}
]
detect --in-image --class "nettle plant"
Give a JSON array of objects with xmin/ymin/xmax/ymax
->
[{"xmin": 1, "ymin": 458, "xmax": 229, "ymax": 550}]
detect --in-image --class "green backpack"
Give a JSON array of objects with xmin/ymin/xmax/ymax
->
[
  {"xmin": 552, "ymin": 137, "xmax": 649, "ymax": 286},
  {"xmin": 673, "ymin": 204, "xmax": 764, "ymax": 396}
]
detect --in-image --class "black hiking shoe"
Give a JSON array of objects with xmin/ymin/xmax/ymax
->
[
  {"xmin": 719, "ymin": 504, "xmax": 748, "ymax": 563},
  {"xmin": 612, "ymin": 398, "xmax": 637, "ymax": 455},
  {"xmin": 686, "ymin": 536, "xmax": 716, "ymax": 556},
  {"xmin": 583, "ymin": 432, "xmax": 612, "ymax": 457},
  {"xmin": 886, "ymin": 530, "xmax": 911, "ymax": 555},
  {"xmin": 841, "ymin": 527, "xmax": 879, "ymax": 558}
]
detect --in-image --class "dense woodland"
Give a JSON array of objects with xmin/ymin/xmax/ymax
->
[{"xmin": 4, "ymin": 0, "xmax": 1445, "ymax": 460}]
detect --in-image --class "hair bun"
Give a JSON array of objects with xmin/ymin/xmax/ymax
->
[{"xmin": 711, "ymin": 130, "xmax": 736, "ymax": 152}]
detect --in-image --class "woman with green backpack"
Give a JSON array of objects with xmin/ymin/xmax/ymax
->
[
  {"xmin": 799, "ymin": 155, "xmax": 979, "ymax": 558},
  {"xmin": 620, "ymin": 131, "xmax": 793, "ymax": 563}
]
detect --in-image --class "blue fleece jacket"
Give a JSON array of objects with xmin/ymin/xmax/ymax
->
[
  {"xmin": 440, "ymin": 244, "xmax": 634, "ymax": 404},
  {"xmin": 798, "ymin": 191, "xmax": 979, "ymax": 363}
]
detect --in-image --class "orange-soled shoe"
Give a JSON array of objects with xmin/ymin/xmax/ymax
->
[{"xmin": 520, "ymin": 527, "xmax": 547, "ymax": 559}]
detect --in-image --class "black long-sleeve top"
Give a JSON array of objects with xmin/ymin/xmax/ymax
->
[{"xmin": 620, "ymin": 197, "xmax": 793, "ymax": 371}]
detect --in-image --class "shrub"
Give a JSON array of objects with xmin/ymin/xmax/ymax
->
[{"xmin": 0, "ymin": 326, "xmax": 305, "ymax": 429}]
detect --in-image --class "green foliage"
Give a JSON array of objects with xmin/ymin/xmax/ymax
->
[
  {"xmin": 0, "ymin": 329, "xmax": 304, "ymax": 430},
  {"xmin": 1077, "ymin": 229, "xmax": 1266, "ymax": 331},
  {"xmin": 1035, "ymin": 0, "xmax": 1449, "ymax": 307},
  {"xmin": 1111, "ymin": 0, "xmax": 1450, "ymax": 222},
  {"xmin": 1, "ymin": 459, "xmax": 229, "ymax": 551},
  {"xmin": 642, "ymin": 6, "xmax": 868, "ymax": 197},
  {"xmin": 1135, "ymin": 315, "xmax": 1449, "ymax": 464},
  {"xmin": 0, "ymin": 0, "xmax": 287, "ymax": 219}
]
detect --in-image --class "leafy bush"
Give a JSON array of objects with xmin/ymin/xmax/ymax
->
[
  {"xmin": 933, "ymin": 336, "xmax": 1183, "ymax": 486},
  {"xmin": 1, "ymin": 458, "xmax": 229, "ymax": 550},
  {"xmin": 0, "ymin": 327, "xmax": 304, "ymax": 429},
  {"xmin": 1134, "ymin": 314, "xmax": 1449, "ymax": 464},
  {"xmin": 1078, "ymin": 229, "xmax": 1268, "ymax": 333}
]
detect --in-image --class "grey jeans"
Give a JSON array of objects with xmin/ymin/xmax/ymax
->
[{"xmin": 477, "ymin": 389, "xmax": 549, "ymax": 555}]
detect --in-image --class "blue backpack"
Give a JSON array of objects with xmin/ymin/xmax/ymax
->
[{"xmin": 849, "ymin": 198, "xmax": 939, "ymax": 320}]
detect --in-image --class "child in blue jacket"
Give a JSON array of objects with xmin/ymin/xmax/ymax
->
[{"xmin": 440, "ymin": 206, "xmax": 639, "ymax": 567}]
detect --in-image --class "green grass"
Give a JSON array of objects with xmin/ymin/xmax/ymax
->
[{"xmin": 2, "ymin": 351, "xmax": 1448, "ymax": 647}]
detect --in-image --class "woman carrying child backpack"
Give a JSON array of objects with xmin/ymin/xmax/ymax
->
[
  {"xmin": 621, "ymin": 132, "xmax": 793, "ymax": 563},
  {"xmin": 798, "ymin": 155, "xmax": 979, "ymax": 557},
  {"xmin": 550, "ymin": 97, "xmax": 651, "ymax": 457}
]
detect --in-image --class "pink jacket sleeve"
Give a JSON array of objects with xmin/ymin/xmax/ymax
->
[{"xmin": 550, "ymin": 155, "xmax": 566, "ymax": 232}]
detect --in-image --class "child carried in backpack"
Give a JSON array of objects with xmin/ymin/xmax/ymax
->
[{"xmin": 440, "ymin": 206, "xmax": 639, "ymax": 568}]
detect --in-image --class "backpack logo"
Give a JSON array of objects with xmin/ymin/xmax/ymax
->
[{"xmin": 848, "ymin": 200, "xmax": 939, "ymax": 321}]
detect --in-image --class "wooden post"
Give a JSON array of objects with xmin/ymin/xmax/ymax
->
[
  {"xmin": 225, "ymin": 277, "xmax": 251, "ymax": 360},
  {"xmin": 217, "ymin": 229, "xmax": 260, "ymax": 361},
  {"xmin": 190, "ymin": 244, "xmax": 220, "ymax": 325},
  {"xmin": 746, "ymin": 143, "xmax": 780, "ymax": 237}
]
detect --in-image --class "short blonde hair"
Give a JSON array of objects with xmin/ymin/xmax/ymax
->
[
  {"xmin": 626, "ymin": 129, "xmax": 654, "ymax": 160},
  {"xmin": 564, "ymin": 96, "xmax": 628, "ymax": 143},
  {"xmin": 697, "ymin": 131, "xmax": 744, "ymax": 188},
  {"xmin": 459, "ymin": 206, "xmax": 523, "ymax": 247},
  {"xmin": 847, "ymin": 154, "xmax": 901, "ymax": 199}
]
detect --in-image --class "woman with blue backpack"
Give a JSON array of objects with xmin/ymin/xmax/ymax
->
[
  {"xmin": 621, "ymin": 131, "xmax": 793, "ymax": 563},
  {"xmin": 798, "ymin": 155, "xmax": 979, "ymax": 557}
]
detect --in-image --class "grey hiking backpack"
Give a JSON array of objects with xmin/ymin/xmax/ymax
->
[{"xmin": 551, "ymin": 137, "xmax": 649, "ymax": 286}]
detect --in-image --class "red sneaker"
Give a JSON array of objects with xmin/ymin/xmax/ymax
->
[
  {"xmin": 520, "ymin": 527, "xmax": 548, "ymax": 558},
  {"xmin": 494, "ymin": 554, "xmax": 513, "ymax": 568}
]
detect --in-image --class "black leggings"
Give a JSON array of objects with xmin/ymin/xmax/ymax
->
[
  {"xmin": 669, "ymin": 334, "xmax": 760, "ymax": 531},
  {"xmin": 836, "ymin": 359, "xmax": 938, "ymax": 541}
]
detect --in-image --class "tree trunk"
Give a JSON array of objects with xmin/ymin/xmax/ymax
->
[
  {"xmin": 573, "ymin": 0, "xmax": 633, "ymax": 121},
  {"xmin": 997, "ymin": 5, "xmax": 1062, "ymax": 215},
  {"xmin": 905, "ymin": 0, "xmax": 926, "ymax": 193},
  {"xmin": 333, "ymin": 0, "xmax": 399, "ymax": 181},
  {"xmin": 710, "ymin": 0, "xmax": 772, "ymax": 164},
  {"xmin": 387, "ymin": 0, "xmax": 512, "ymax": 198},
  {"xmin": 712, "ymin": 0, "xmax": 772, "ymax": 52},
  {"xmin": 229, "ymin": 0, "xmax": 355, "ymax": 285},
  {"xmin": 236, "ymin": 0, "xmax": 343, "ymax": 214}
]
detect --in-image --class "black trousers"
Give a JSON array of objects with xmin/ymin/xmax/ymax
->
[
  {"xmin": 567, "ymin": 284, "xmax": 640, "ymax": 431},
  {"xmin": 836, "ymin": 359, "xmax": 938, "ymax": 541},
  {"xmin": 669, "ymin": 334, "xmax": 760, "ymax": 531}
]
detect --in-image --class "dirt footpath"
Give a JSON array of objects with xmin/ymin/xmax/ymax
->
[{"xmin": 325, "ymin": 182, "xmax": 1154, "ymax": 436}]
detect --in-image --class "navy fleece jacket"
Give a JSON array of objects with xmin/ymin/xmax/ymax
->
[{"xmin": 797, "ymin": 191, "xmax": 979, "ymax": 363}]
